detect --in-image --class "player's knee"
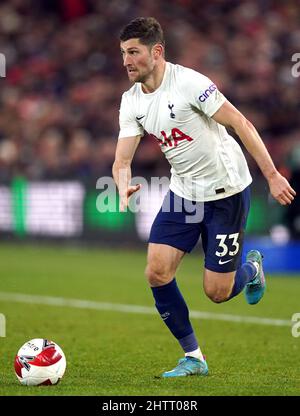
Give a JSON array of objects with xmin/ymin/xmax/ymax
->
[
  {"xmin": 204, "ymin": 286, "xmax": 229, "ymax": 304},
  {"xmin": 145, "ymin": 264, "xmax": 172, "ymax": 287}
]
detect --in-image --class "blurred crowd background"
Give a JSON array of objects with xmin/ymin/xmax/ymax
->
[{"xmin": 0, "ymin": 0, "xmax": 299, "ymax": 238}]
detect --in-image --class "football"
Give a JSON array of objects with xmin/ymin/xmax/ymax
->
[{"xmin": 14, "ymin": 338, "xmax": 66, "ymax": 386}]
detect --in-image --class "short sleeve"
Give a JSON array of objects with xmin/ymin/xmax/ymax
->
[
  {"xmin": 180, "ymin": 69, "xmax": 226, "ymax": 117},
  {"xmin": 118, "ymin": 93, "xmax": 144, "ymax": 139}
]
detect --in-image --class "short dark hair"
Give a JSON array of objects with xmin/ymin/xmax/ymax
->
[{"xmin": 119, "ymin": 17, "xmax": 165, "ymax": 47}]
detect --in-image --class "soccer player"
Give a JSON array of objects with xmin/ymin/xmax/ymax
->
[{"xmin": 112, "ymin": 17, "xmax": 296, "ymax": 377}]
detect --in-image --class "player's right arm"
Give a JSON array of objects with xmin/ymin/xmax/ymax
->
[{"xmin": 112, "ymin": 135, "xmax": 141, "ymax": 211}]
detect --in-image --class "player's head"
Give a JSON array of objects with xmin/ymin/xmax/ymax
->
[{"xmin": 119, "ymin": 17, "xmax": 165, "ymax": 83}]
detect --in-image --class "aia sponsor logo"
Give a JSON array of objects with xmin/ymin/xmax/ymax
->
[{"xmin": 150, "ymin": 128, "xmax": 193, "ymax": 147}]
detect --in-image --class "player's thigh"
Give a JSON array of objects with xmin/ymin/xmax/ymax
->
[
  {"xmin": 145, "ymin": 243, "xmax": 185, "ymax": 286},
  {"xmin": 148, "ymin": 189, "xmax": 202, "ymax": 254}
]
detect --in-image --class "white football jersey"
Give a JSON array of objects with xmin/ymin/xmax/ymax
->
[{"xmin": 118, "ymin": 62, "xmax": 252, "ymax": 201}]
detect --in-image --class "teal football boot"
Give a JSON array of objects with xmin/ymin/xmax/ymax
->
[
  {"xmin": 244, "ymin": 250, "xmax": 266, "ymax": 305},
  {"xmin": 162, "ymin": 356, "xmax": 208, "ymax": 378}
]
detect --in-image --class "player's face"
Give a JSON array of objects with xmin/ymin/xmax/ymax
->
[{"xmin": 120, "ymin": 38, "xmax": 156, "ymax": 83}]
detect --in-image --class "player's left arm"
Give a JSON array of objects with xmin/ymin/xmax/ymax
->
[{"xmin": 212, "ymin": 100, "xmax": 296, "ymax": 205}]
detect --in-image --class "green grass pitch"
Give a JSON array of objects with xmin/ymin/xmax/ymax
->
[{"xmin": 0, "ymin": 242, "xmax": 299, "ymax": 396}]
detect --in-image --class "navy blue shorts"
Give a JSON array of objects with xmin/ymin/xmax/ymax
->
[{"xmin": 148, "ymin": 187, "xmax": 251, "ymax": 273}]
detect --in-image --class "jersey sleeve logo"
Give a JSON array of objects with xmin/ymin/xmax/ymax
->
[{"xmin": 199, "ymin": 83, "xmax": 217, "ymax": 102}]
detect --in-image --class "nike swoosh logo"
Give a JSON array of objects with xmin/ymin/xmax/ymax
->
[
  {"xmin": 218, "ymin": 259, "xmax": 233, "ymax": 265},
  {"xmin": 136, "ymin": 115, "xmax": 145, "ymax": 121}
]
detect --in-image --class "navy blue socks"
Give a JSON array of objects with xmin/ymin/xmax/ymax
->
[
  {"xmin": 150, "ymin": 265, "xmax": 256, "ymax": 353},
  {"xmin": 229, "ymin": 261, "xmax": 257, "ymax": 299},
  {"xmin": 151, "ymin": 278, "xmax": 198, "ymax": 353}
]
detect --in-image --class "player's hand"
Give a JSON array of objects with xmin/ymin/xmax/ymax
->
[
  {"xmin": 268, "ymin": 172, "xmax": 296, "ymax": 205},
  {"xmin": 120, "ymin": 184, "xmax": 141, "ymax": 211}
]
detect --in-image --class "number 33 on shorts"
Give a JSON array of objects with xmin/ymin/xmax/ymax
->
[{"xmin": 215, "ymin": 233, "xmax": 240, "ymax": 265}]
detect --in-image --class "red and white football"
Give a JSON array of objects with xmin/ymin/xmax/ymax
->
[{"xmin": 14, "ymin": 338, "xmax": 66, "ymax": 386}]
